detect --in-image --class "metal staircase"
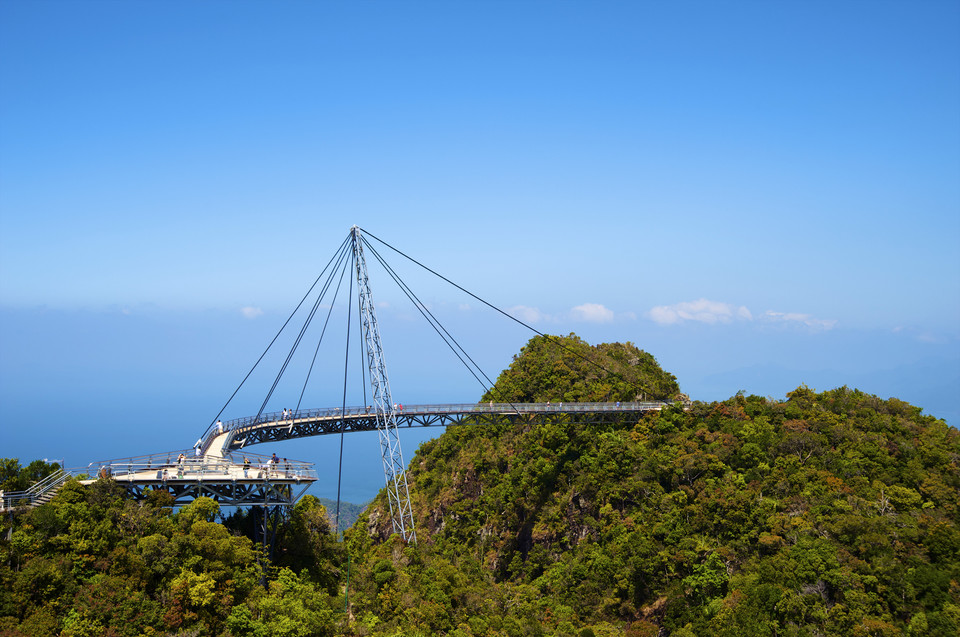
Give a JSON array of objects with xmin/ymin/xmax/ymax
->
[{"xmin": 0, "ymin": 469, "xmax": 70, "ymax": 512}]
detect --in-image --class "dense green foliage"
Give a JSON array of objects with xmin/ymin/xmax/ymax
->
[
  {"xmin": 1, "ymin": 458, "xmax": 61, "ymax": 492},
  {"xmin": 2, "ymin": 334, "xmax": 957, "ymax": 636},
  {"xmin": 0, "ymin": 483, "xmax": 343, "ymax": 636}
]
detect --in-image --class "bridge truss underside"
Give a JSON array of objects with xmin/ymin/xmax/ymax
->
[
  {"xmin": 225, "ymin": 403, "xmax": 670, "ymax": 451},
  {"xmin": 88, "ymin": 478, "xmax": 312, "ymax": 508}
]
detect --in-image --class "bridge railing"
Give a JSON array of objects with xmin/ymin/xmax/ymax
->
[
  {"xmin": 223, "ymin": 406, "xmax": 375, "ymax": 431},
  {"xmin": 399, "ymin": 401, "xmax": 674, "ymax": 413}
]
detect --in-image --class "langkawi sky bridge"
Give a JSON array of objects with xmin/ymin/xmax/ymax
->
[{"xmin": 2, "ymin": 227, "xmax": 679, "ymax": 544}]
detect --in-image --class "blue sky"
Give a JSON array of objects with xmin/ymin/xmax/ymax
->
[{"xmin": 1, "ymin": 1, "xmax": 958, "ymax": 503}]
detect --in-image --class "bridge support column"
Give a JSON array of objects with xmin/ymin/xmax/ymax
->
[{"xmin": 351, "ymin": 226, "xmax": 417, "ymax": 543}]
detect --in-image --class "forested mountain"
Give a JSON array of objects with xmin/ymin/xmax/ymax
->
[
  {"xmin": 1, "ymin": 334, "xmax": 958, "ymax": 636},
  {"xmin": 350, "ymin": 336, "xmax": 960, "ymax": 635}
]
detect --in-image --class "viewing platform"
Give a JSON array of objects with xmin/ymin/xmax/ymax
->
[
  {"xmin": 80, "ymin": 450, "xmax": 317, "ymax": 507},
  {"xmin": 1, "ymin": 452, "xmax": 317, "ymax": 512}
]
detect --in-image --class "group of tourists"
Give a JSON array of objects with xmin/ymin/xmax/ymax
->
[{"xmin": 241, "ymin": 453, "xmax": 291, "ymax": 479}]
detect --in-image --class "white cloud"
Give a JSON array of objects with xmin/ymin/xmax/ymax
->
[
  {"xmin": 240, "ymin": 306, "xmax": 264, "ymax": 319},
  {"xmin": 647, "ymin": 299, "xmax": 835, "ymax": 331},
  {"xmin": 458, "ymin": 303, "xmax": 471, "ymax": 311},
  {"xmin": 508, "ymin": 305, "xmax": 548, "ymax": 323},
  {"xmin": 570, "ymin": 303, "xmax": 614, "ymax": 323},
  {"xmin": 648, "ymin": 299, "xmax": 752, "ymax": 326},
  {"xmin": 763, "ymin": 311, "xmax": 836, "ymax": 330}
]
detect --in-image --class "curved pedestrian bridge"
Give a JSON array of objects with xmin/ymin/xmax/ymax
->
[{"xmin": 203, "ymin": 400, "xmax": 676, "ymax": 454}]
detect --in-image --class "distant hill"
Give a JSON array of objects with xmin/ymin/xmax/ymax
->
[{"xmin": 317, "ymin": 497, "xmax": 366, "ymax": 534}]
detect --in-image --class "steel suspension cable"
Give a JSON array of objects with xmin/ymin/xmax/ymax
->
[
  {"xmin": 255, "ymin": 242, "xmax": 352, "ymax": 423},
  {"xmin": 295, "ymin": 247, "xmax": 354, "ymax": 414},
  {"xmin": 361, "ymin": 237, "xmax": 502, "ymax": 401},
  {"xmin": 207, "ymin": 234, "xmax": 351, "ymax": 432}
]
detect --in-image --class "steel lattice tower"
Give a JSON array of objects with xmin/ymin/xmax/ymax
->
[{"xmin": 351, "ymin": 226, "xmax": 416, "ymax": 543}]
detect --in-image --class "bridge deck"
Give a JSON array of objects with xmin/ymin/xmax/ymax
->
[{"xmin": 206, "ymin": 401, "xmax": 676, "ymax": 453}]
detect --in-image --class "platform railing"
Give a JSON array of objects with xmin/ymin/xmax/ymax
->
[{"xmin": 77, "ymin": 450, "xmax": 317, "ymax": 484}]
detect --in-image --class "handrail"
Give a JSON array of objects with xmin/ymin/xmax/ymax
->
[
  {"xmin": 28, "ymin": 468, "xmax": 68, "ymax": 493},
  {"xmin": 78, "ymin": 448, "xmax": 299, "ymax": 469},
  {"xmin": 79, "ymin": 457, "xmax": 317, "ymax": 483}
]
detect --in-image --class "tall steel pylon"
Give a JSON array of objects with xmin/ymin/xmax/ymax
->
[{"xmin": 351, "ymin": 226, "xmax": 417, "ymax": 543}]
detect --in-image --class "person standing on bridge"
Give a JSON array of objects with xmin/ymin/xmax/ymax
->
[{"xmin": 216, "ymin": 420, "xmax": 223, "ymax": 434}]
